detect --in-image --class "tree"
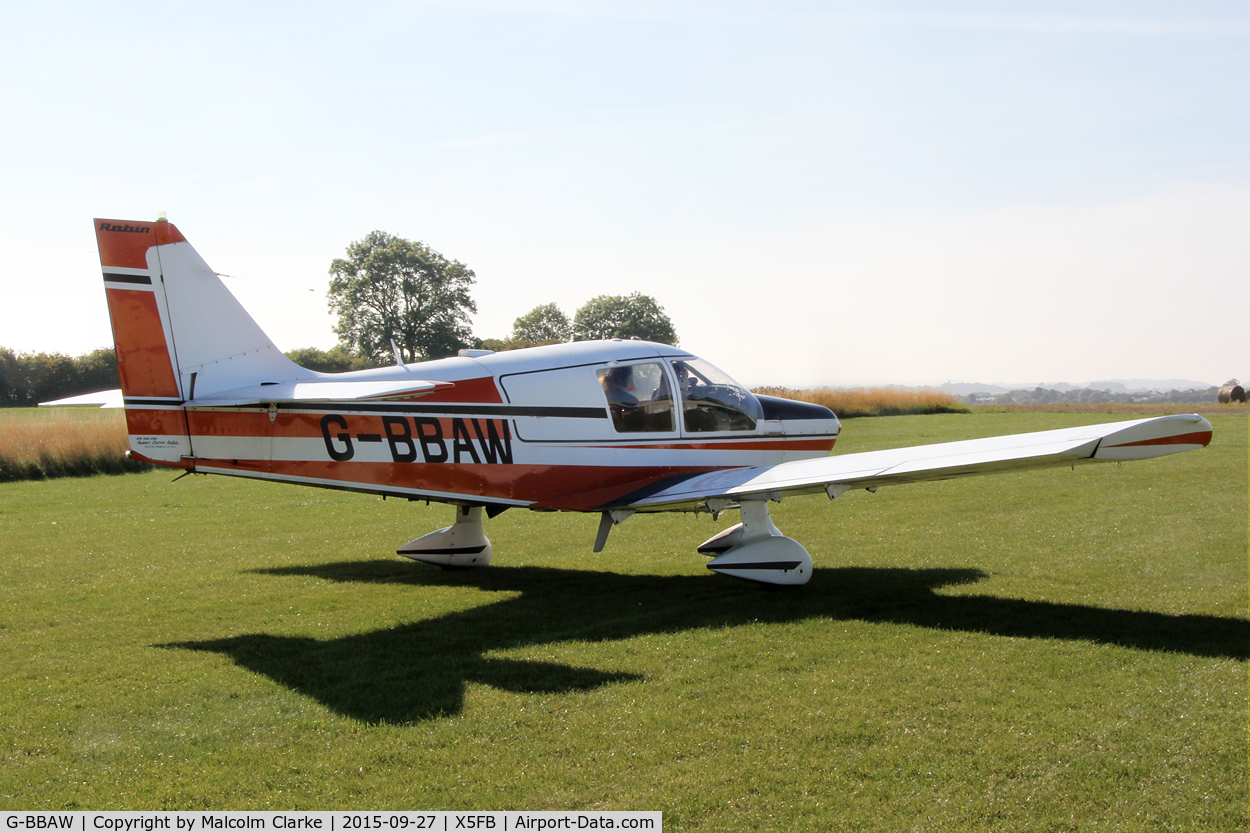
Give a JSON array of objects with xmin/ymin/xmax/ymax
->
[
  {"xmin": 76, "ymin": 348, "xmax": 121, "ymax": 392},
  {"xmin": 476, "ymin": 337, "xmax": 538, "ymax": 353},
  {"xmin": 285, "ymin": 345, "xmax": 383, "ymax": 373},
  {"xmin": 29, "ymin": 353, "xmax": 81, "ymax": 405},
  {"xmin": 511, "ymin": 303, "xmax": 572, "ymax": 344},
  {"xmin": 572, "ymin": 293, "xmax": 678, "ymax": 345},
  {"xmin": 0, "ymin": 348, "xmax": 122, "ymax": 406},
  {"xmin": 0, "ymin": 348, "xmax": 19, "ymax": 406},
  {"xmin": 327, "ymin": 232, "xmax": 477, "ymax": 365}
]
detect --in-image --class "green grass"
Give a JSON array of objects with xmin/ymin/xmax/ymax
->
[{"xmin": 0, "ymin": 411, "xmax": 1244, "ymax": 829}]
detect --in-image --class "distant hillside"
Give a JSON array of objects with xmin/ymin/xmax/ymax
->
[
  {"xmin": 957, "ymin": 385, "xmax": 1220, "ymax": 406},
  {"xmin": 937, "ymin": 378, "xmax": 1215, "ymax": 397}
]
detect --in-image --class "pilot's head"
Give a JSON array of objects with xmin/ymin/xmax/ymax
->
[
  {"xmin": 675, "ymin": 362, "xmax": 694, "ymax": 390},
  {"xmin": 603, "ymin": 367, "xmax": 631, "ymax": 390}
]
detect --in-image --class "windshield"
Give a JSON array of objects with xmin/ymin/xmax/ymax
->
[{"xmin": 671, "ymin": 359, "xmax": 763, "ymax": 432}]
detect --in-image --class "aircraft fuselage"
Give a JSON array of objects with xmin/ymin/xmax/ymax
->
[{"xmin": 125, "ymin": 340, "xmax": 839, "ymax": 513}]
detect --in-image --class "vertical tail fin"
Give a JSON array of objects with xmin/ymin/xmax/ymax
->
[{"xmin": 95, "ymin": 217, "xmax": 306, "ymax": 464}]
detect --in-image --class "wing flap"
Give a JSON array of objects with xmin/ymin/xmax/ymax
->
[{"xmin": 616, "ymin": 414, "xmax": 1212, "ymax": 511}]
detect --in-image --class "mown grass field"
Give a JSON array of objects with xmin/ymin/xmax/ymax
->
[{"xmin": 0, "ymin": 410, "xmax": 1244, "ymax": 829}]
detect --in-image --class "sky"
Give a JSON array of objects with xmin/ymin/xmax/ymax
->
[{"xmin": 1, "ymin": 1, "xmax": 1246, "ymax": 388}]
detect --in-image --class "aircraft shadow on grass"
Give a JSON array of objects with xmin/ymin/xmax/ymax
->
[{"xmin": 165, "ymin": 561, "xmax": 1250, "ymax": 725}]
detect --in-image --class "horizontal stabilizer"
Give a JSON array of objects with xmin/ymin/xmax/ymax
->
[
  {"xmin": 615, "ymin": 414, "xmax": 1213, "ymax": 512},
  {"xmin": 186, "ymin": 378, "xmax": 455, "ymax": 407}
]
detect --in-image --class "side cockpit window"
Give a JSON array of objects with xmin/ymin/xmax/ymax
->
[
  {"xmin": 672, "ymin": 359, "xmax": 763, "ymax": 432},
  {"xmin": 597, "ymin": 363, "xmax": 674, "ymax": 433}
]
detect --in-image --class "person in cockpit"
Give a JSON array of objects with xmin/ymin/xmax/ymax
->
[
  {"xmin": 673, "ymin": 361, "xmax": 705, "ymax": 400},
  {"xmin": 600, "ymin": 366, "xmax": 638, "ymax": 407}
]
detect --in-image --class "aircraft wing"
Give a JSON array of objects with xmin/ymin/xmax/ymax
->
[
  {"xmin": 38, "ymin": 388, "xmax": 126, "ymax": 408},
  {"xmin": 186, "ymin": 378, "xmax": 456, "ymax": 407},
  {"xmin": 614, "ymin": 414, "xmax": 1213, "ymax": 512}
]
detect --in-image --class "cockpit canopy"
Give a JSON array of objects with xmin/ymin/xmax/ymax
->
[
  {"xmin": 596, "ymin": 357, "xmax": 762, "ymax": 434},
  {"xmin": 671, "ymin": 358, "xmax": 764, "ymax": 432}
]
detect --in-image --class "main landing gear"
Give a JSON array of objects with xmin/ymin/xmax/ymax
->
[
  {"xmin": 397, "ymin": 505, "xmax": 493, "ymax": 569},
  {"xmin": 398, "ymin": 500, "xmax": 812, "ymax": 586},
  {"xmin": 697, "ymin": 500, "xmax": 813, "ymax": 586}
]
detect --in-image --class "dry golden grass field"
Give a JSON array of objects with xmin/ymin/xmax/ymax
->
[
  {"xmin": 0, "ymin": 408, "xmax": 148, "ymax": 481},
  {"xmin": 753, "ymin": 385, "xmax": 969, "ymax": 417}
]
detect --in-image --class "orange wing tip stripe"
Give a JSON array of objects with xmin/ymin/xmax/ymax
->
[{"xmin": 1106, "ymin": 430, "xmax": 1213, "ymax": 449}]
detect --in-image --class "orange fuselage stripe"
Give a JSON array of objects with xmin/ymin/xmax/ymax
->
[{"xmin": 139, "ymin": 408, "xmax": 832, "ymax": 453}]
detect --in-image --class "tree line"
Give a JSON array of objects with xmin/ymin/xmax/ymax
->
[
  {"xmin": 3, "ymin": 229, "xmax": 680, "ymax": 402},
  {"xmin": 0, "ymin": 348, "xmax": 119, "ymax": 407},
  {"xmin": 324, "ymin": 230, "xmax": 677, "ymax": 367}
]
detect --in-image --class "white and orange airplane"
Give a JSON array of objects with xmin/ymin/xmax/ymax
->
[{"xmin": 93, "ymin": 217, "xmax": 1213, "ymax": 586}]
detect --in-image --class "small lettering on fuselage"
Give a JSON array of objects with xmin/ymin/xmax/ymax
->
[{"xmin": 320, "ymin": 414, "xmax": 513, "ymax": 465}]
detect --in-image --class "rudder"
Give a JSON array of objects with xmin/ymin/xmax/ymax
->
[
  {"xmin": 97, "ymin": 218, "xmax": 192, "ymax": 466},
  {"xmin": 97, "ymin": 219, "xmax": 185, "ymax": 404}
]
